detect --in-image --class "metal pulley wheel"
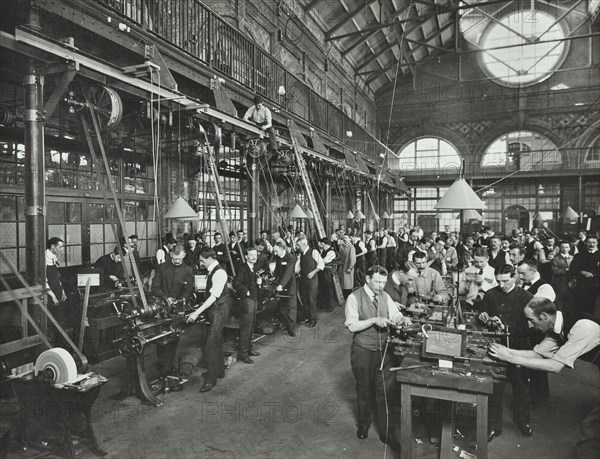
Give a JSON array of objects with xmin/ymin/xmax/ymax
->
[
  {"xmin": 246, "ymin": 138, "xmax": 268, "ymax": 159},
  {"xmin": 198, "ymin": 121, "xmax": 222, "ymax": 146},
  {"xmin": 34, "ymin": 348, "xmax": 77, "ymax": 384},
  {"xmin": 84, "ymin": 86, "xmax": 123, "ymax": 131}
]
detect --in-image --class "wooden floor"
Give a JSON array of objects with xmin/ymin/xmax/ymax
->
[{"xmin": 5, "ymin": 305, "xmax": 599, "ymax": 458}]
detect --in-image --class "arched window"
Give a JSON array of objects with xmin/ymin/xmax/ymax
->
[
  {"xmin": 460, "ymin": 7, "xmax": 568, "ymax": 87},
  {"xmin": 482, "ymin": 131, "xmax": 561, "ymax": 170},
  {"xmin": 396, "ymin": 137, "xmax": 461, "ymax": 172},
  {"xmin": 584, "ymin": 136, "xmax": 600, "ymax": 166}
]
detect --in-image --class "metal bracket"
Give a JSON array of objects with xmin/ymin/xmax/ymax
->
[
  {"xmin": 25, "ymin": 205, "xmax": 45, "ymax": 216},
  {"xmin": 37, "ymin": 59, "xmax": 79, "ymax": 76}
]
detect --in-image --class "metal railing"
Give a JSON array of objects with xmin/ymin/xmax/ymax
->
[{"xmin": 95, "ymin": 0, "xmax": 387, "ymax": 163}]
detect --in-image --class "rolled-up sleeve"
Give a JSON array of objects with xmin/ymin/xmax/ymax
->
[
  {"xmin": 209, "ymin": 269, "xmax": 227, "ymax": 298},
  {"xmin": 344, "ymin": 294, "xmax": 359, "ymax": 328},
  {"xmin": 534, "ymin": 321, "xmax": 600, "ymax": 369},
  {"xmin": 313, "ymin": 250, "xmax": 325, "ymax": 270}
]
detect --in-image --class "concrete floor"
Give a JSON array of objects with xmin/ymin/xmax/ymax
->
[{"xmin": 5, "ymin": 305, "xmax": 599, "ymax": 458}]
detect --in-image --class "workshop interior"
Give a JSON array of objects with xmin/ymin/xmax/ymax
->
[{"xmin": 0, "ymin": 0, "xmax": 599, "ymax": 458}]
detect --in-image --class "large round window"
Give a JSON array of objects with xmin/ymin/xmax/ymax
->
[{"xmin": 479, "ymin": 10, "xmax": 568, "ymax": 86}]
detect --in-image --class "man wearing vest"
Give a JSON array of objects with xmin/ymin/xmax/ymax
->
[
  {"xmin": 187, "ymin": 248, "xmax": 232, "ymax": 392},
  {"xmin": 273, "ymin": 241, "xmax": 298, "ymax": 336},
  {"xmin": 517, "ymin": 258, "xmax": 556, "ymax": 407},
  {"xmin": 364, "ymin": 231, "xmax": 377, "ymax": 268},
  {"xmin": 345, "ymin": 265, "xmax": 411, "ymax": 452},
  {"xmin": 318, "ymin": 238, "xmax": 337, "ymax": 312},
  {"xmin": 156, "ymin": 234, "xmax": 176, "ymax": 265},
  {"xmin": 524, "ymin": 230, "xmax": 544, "ymax": 261},
  {"xmin": 489, "ymin": 297, "xmax": 600, "ymax": 459},
  {"xmin": 152, "ymin": 245, "xmax": 193, "ymax": 392},
  {"xmin": 295, "ymin": 237, "xmax": 324, "ymax": 328},
  {"xmin": 233, "ymin": 246, "xmax": 262, "ymax": 364}
]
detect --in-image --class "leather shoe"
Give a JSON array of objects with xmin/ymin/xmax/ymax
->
[
  {"xmin": 240, "ymin": 357, "xmax": 254, "ymax": 364},
  {"xmin": 288, "ymin": 330, "xmax": 296, "ymax": 337},
  {"xmin": 248, "ymin": 350, "xmax": 261, "ymax": 357},
  {"xmin": 199, "ymin": 382, "xmax": 214, "ymax": 393},
  {"xmin": 516, "ymin": 422, "xmax": 533, "ymax": 436},
  {"xmin": 300, "ymin": 318, "xmax": 309, "ymax": 324},
  {"xmin": 487, "ymin": 428, "xmax": 502, "ymax": 442},
  {"xmin": 308, "ymin": 320, "xmax": 317, "ymax": 328},
  {"xmin": 356, "ymin": 425, "xmax": 369, "ymax": 440}
]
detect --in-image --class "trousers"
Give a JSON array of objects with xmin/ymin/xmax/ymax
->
[
  {"xmin": 239, "ymin": 298, "xmax": 258, "ymax": 358},
  {"xmin": 204, "ymin": 300, "xmax": 230, "ymax": 385},
  {"xmin": 298, "ymin": 277, "xmax": 318, "ymax": 322},
  {"xmin": 350, "ymin": 342, "xmax": 396, "ymax": 442}
]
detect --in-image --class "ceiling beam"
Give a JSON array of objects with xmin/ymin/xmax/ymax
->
[
  {"xmin": 355, "ymin": 40, "xmax": 397, "ymax": 72},
  {"xmin": 326, "ymin": 0, "xmax": 378, "ymax": 40},
  {"xmin": 326, "ymin": 15, "xmax": 422, "ymax": 41},
  {"xmin": 303, "ymin": 0, "xmax": 320, "ymax": 13},
  {"xmin": 404, "ymin": 37, "xmax": 448, "ymax": 53},
  {"xmin": 341, "ymin": 28, "xmax": 379, "ymax": 57}
]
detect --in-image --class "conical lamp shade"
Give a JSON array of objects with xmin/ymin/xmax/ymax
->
[
  {"xmin": 164, "ymin": 196, "xmax": 198, "ymax": 219},
  {"xmin": 463, "ymin": 209, "xmax": 482, "ymax": 220},
  {"xmin": 435, "ymin": 178, "xmax": 485, "ymax": 210},
  {"xmin": 289, "ymin": 203, "xmax": 308, "ymax": 219},
  {"xmin": 382, "ymin": 211, "xmax": 391, "ymax": 219},
  {"xmin": 373, "ymin": 213, "xmax": 380, "ymax": 221},
  {"xmin": 533, "ymin": 212, "xmax": 544, "ymax": 223},
  {"xmin": 563, "ymin": 206, "xmax": 579, "ymax": 220},
  {"xmin": 346, "ymin": 210, "xmax": 355, "ymax": 219},
  {"xmin": 355, "ymin": 210, "xmax": 366, "ymax": 219}
]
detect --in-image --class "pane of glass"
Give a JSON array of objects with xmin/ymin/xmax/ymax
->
[
  {"xmin": 90, "ymin": 244, "xmax": 104, "ymax": 262},
  {"xmin": 45, "ymin": 169, "xmax": 61, "ymax": 186},
  {"xmin": 0, "ymin": 248, "xmax": 17, "ymax": 274},
  {"xmin": 138, "ymin": 201, "xmax": 148, "ymax": 220},
  {"xmin": 0, "ymin": 196, "xmax": 16, "ymax": 221},
  {"xmin": 67, "ymin": 202, "xmax": 81, "ymax": 223},
  {"xmin": 0, "ymin": 222, "xmax": 17, "ymax": 246},
  {"xmin": 66, "ymin": 245, "xmax": 82, "ymax": 266},
  {"xmin": 90, "ymin": 203, "xmax": 105, "ymax": 223},
  {"xmin": 48, "ymin": 224, "xmax": 64, "ymax": 242},
  {"xmin": 0, "ymin": 164, "xmax": 17, "ymax": 185},
  {"xmin": 16, "ymin": 196, "xmax": 26, "ymax": 221},
  {"xmin": 47, "ymin": 202, "xmax": 64, "ymax": 224},
  {"xmin": 66, "ymin": 224, "xmax": 82, "ymax": 244},
  {"xmin": 124, "ymin": 201, "xmax": 136, "ymax": 220},
  {"xmin": 124, "ymin": 177, "xmax": 136, "ymax": 193}
]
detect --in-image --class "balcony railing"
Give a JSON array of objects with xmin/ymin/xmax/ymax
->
[{"xmin": 95, "ymin": 0, "xmax": 389, "ymax": 163}]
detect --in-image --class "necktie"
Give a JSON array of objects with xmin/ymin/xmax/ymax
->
[
  {"xmin": 523, "ymin": 282, "xmax": 532, "ymax": 287},
  {"xmin": 373, "ymin": 293, "xmax": 378, "ymax": 310}
]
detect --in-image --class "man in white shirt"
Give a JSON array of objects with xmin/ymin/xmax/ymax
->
[
  {"xmin": 489, "ymin": 297, "xmax": 600, "ymax": 458},
  {"xmin": 187, "ymin": 248, "xmax": 232, "ymax": 392},
  {"xmin": 243, "ymin": 95, "xmax": 277, "ymax": 152},
  {"xmin": 473, "ymin": 247, "xmax": 498, "ymax": 294},
  {"xmin": 517, "ymin": 259, "xmax": 556, "ymax": 301},
  {"xmin": 345, "ymin": 265, "xmax": 411, "ymax": 452}
]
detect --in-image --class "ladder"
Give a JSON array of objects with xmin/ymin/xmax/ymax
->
[{"xmin": 289, "ymin": 134, "xmax": 344, "ymax": 306}]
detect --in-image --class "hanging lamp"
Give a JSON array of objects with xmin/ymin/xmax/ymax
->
[
  {"xmin": 346, "ymin": 210, "xmax": 355, "ymax": 219},
  {"xmin": 164, "ymin": 196, "xmax": 198, "ymax": 220},
  {"xmin": 382, "ymin": 211, "xmax": 391, "ymax": 219},
  {"xmin": 355, "ymin": 210, "xmax": 366, "ymax": 219},
  {"xmin": 435, "ymin": 178, "xmax": 485, "ymax": 210},
  {"xmin": 562, "ymin": 206, "xmax": 579, "ymax": 221},
  {"xmin": 289, "ymin": 203, "xmax": 308, "ymax": 219}
]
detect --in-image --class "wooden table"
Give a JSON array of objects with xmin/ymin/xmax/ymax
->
[{"xmin": 397, "ymin": 358, "xmax": 495, "ymax": 459}]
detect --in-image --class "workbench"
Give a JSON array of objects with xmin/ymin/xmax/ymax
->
[
  {"xmin": 396, "ymin": 356, "xmax": 495, "ymax": 459},
  {"xmin": 393, "ymin": 307, "xmax": 506, "ymax": 459}
]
